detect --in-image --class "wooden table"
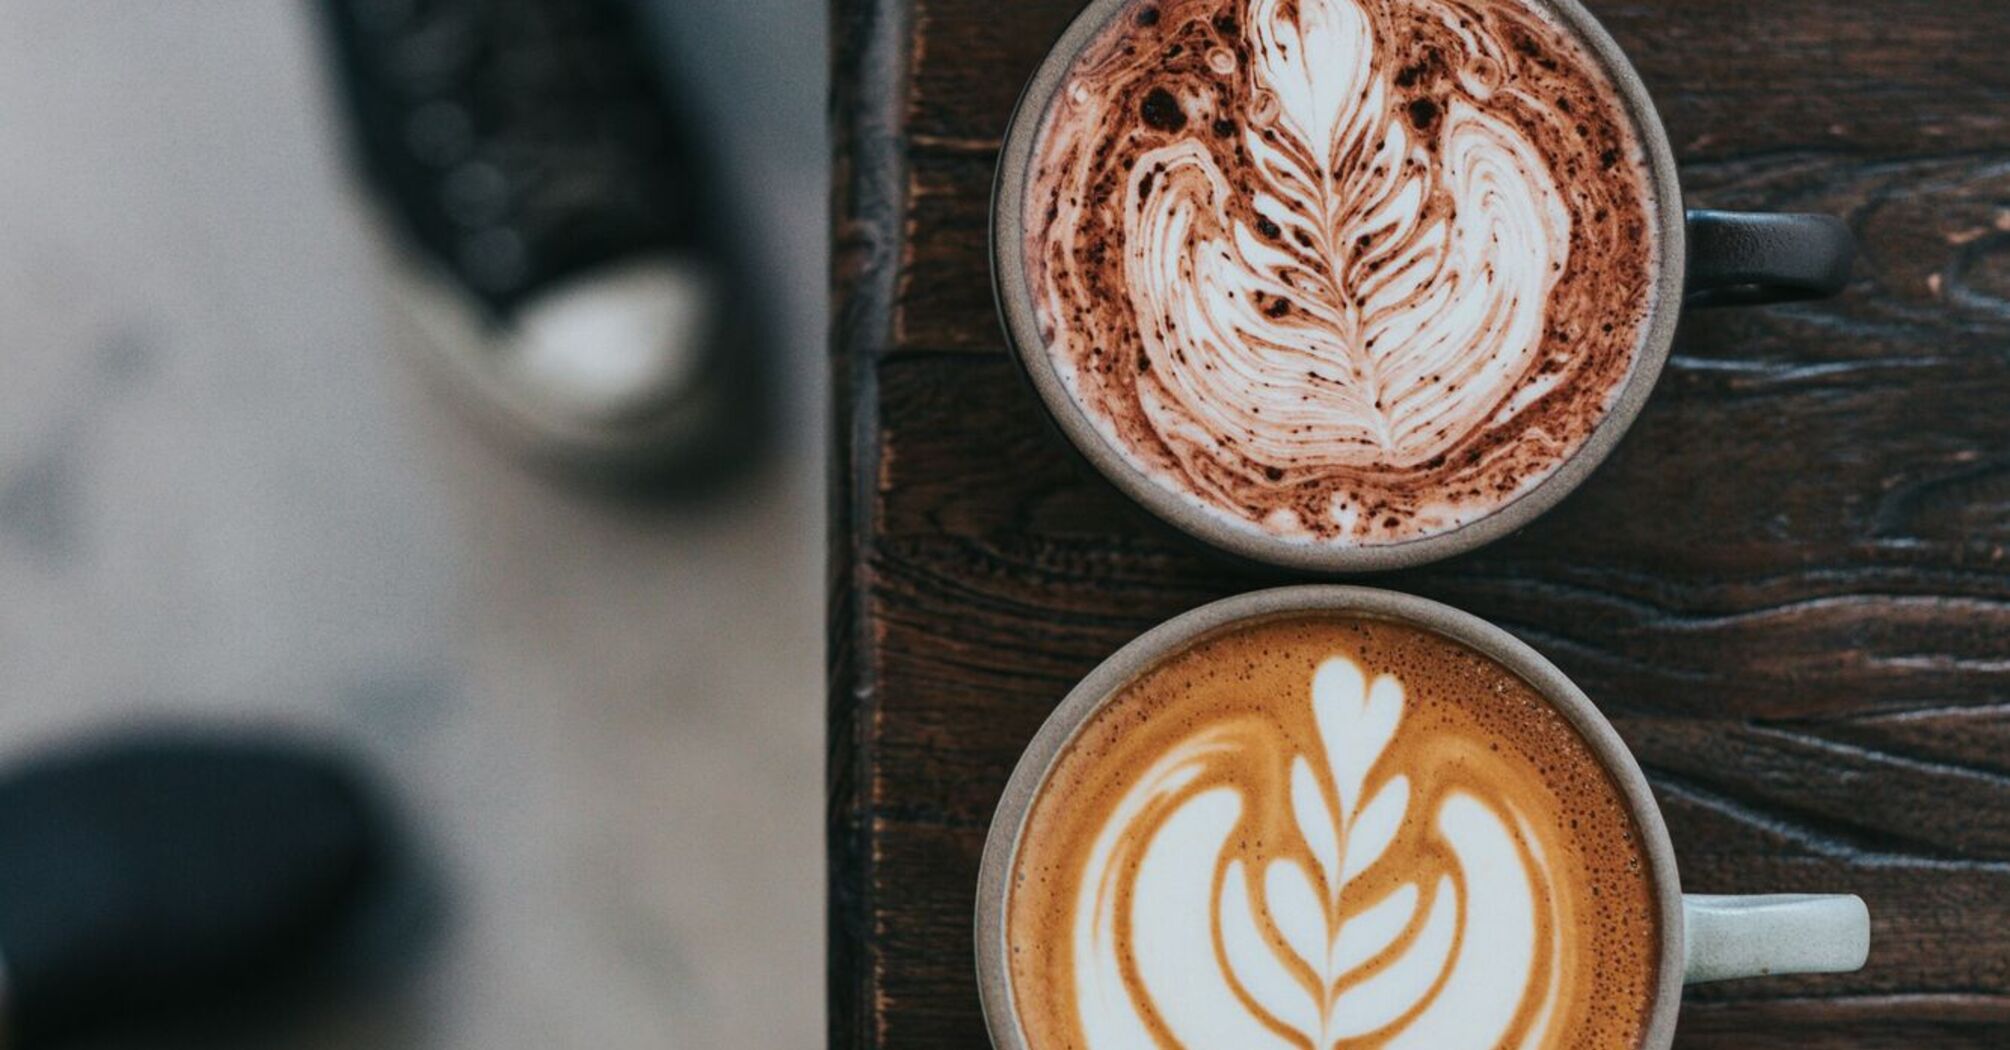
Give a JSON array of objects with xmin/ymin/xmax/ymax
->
[{"xmin": 829, "ymin": 1, "xmax": 2010, "ymax": 1045}]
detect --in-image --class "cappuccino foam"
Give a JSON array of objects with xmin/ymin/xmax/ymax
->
[
  {"xmin": 1005, "ymin": 615, "xmax": 1660, "ymax": 1048},
  {"xmin": 1022, "ymin": 0, "xmax": 1658, "ymax": 544}
]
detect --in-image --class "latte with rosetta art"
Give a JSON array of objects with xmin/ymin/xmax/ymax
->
[
  {"xmin": 1022, "ymin": 0, "xmax": 1657, "ymax": 544},
  {"xmin": 1006, "ymin": 616, "xmax": 1659, "ymax": 1048}
]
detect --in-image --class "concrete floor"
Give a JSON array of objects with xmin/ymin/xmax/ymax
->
[{"xmin": 0, "ymin": 2, "xmax": 824, "ymax": 1047}]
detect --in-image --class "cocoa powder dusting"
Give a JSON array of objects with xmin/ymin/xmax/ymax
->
[{"xmin": 1021, "ymin": 0, "xmax": 1658, "ymax": 545}]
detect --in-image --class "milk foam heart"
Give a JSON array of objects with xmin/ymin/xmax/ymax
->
[
  {"xmin": 1023, "ymin": 0, "xmax": 1658, "ymax": 544},
  {"xmin": 1006, "ymin": 616, "xmax": 1660, "ymax": 1049}
]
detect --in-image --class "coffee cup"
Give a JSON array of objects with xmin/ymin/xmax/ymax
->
[
  {"xmin": 991, "ymin": 0, "xmax": 1856, "ymax": 572},
  {"xmin": 976, "ymin": 585, "xmax": 1869, "ymax": 1049}
]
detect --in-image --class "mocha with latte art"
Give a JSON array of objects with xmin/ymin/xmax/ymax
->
[
  {"xmin": 1023, "ymin": 0, "xmax": 1657, "ymax": 544},
  {"xmin": 1005, "ymin": 616, "xmax": 1660, "ymax": 1048}
]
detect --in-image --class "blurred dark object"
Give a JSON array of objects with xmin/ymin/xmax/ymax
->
[
  {"xmin": 319, "ymin": 0, "xmax": 768, "ymax": 488},
  {"xmin": 0, "ymin": 735, "xmax": 386, "ymax": 1046},
  {"xmin": 324, "ymin": 0, "xmax": 698, "ymax": 312}
]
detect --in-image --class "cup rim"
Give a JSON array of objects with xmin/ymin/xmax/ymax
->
[
  {"xmin": 974, "ymin": 585, "xmax": 1688, "ymax": 1049},
  {"xmin": 989, "ymin": 0, "xmax": 1689, "ymax": 573}
]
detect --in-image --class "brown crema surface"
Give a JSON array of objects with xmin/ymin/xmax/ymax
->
[
  {"xmin": 1006, "ymin": 615, "xmax": 1660, "ymax": 1048},
  {"xmin": 1022, "ymin": 0, "xmax": 1657, "ymax": 543}
]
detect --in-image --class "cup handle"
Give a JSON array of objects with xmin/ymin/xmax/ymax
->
[
  {"xmin": 1685, "ymin": 210, "xmax": 1855, "ymax": 308},
  {"xmin": 1681, "ymin": 893, "xmax": 1870, "ymax": 984}
]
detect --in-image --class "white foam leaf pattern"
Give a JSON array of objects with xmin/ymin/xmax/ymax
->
[
  {"xmin": 1073, "ymin": 654, "xmax": 1552, "ymax": 1049},
  {"xmin": 1383, "ymin": 797, "xmax": 1540, "ymax": 1047},
  {"xmin": 1331, "ymin": 881, "xmax": 1420, "ymax": 976},
  {"xmin": 1266, "ymin": 859, "xmax": 1329, "ymax": 974},
  {"xmin": 1129, "ymin": 0, "xmax": 1571, "ymax": 471},
  {"xmin": 1312, "ymin": 655, "xmax": 1400, "ymax": 817},
  {"xmin": 1220, "ymin": 860, "xmax": 1319, "ymax": 1037},
  {"xmin": 1328, "ymin": 875, "xmax": 1460, "ymax": 1038},
  {"xmin": 1132, "ymin": 788, "xmax": 1290, "ymax": 1048},
  {"xmin": 1073, "ymin": 743, "xmax": 1225, "ymax": 1048},
  {"xmin": 1342, "ymin": 773, "xmax": 1408, "ymax": 884},
  {"xmin": 1290, "ymin": 756, "xmax": 1341, "ymax": 898}
]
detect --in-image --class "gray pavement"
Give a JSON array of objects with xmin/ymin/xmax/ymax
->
[{"xmin": 0, "ymin": 1, "xmax": 825, "ymax": 1046}]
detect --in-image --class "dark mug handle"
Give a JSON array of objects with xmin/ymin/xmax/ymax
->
[{"xmin": 1685, "ymin": 209, "xmax": 1855, "ymax": 308}]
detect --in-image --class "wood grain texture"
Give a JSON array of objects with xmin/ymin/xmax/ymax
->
[{"xmin": 830, "ymin": 0, "xmax": 2010, "ymax": 1046}]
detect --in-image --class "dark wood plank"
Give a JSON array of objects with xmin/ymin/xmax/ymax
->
[{"xmin": 832, "ymin": 0, "xmax": 2010, "ymax": 1046}]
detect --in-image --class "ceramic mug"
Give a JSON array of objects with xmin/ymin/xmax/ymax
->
[
  {"xmin": 975, "ymin": 586, "xmax": 1870, "ymax": 1048},
  {"xmin": 990, "ymin": 0, "xmax": 1856, "ymax": 573}
]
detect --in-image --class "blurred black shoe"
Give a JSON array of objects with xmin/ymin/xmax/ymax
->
[
  {"xmin": 0, "ymin": 735, "xmax": 384, "ymax": 1045},
  {"xmin": 320, "ymin": 0, "xmax": 764, "ymax": 485}
]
